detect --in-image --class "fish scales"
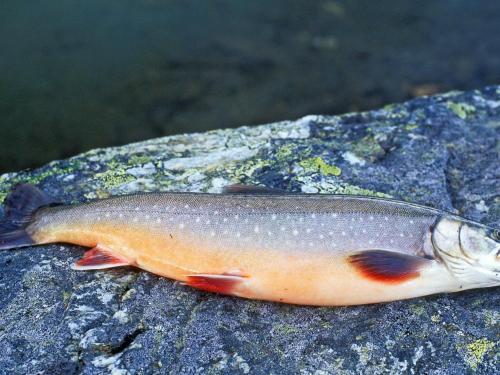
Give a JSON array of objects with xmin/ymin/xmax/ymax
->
[
  {"xmin": 34, "ymin": 193, "xmax": 436, "ymax": 256},
  {"xmin": 1, "ymin": 185, "xmax": 499, "ymax": 306}
]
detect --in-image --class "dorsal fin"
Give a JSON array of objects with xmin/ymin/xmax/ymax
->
[{"xmin": 222, "ymin": 184, "xmax": 286, "ymax": 194}]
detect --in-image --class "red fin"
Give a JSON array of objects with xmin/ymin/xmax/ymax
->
[
  {"xmin": 222, "ymin": 184, "xmax": 285, "ymax": 194},
  {"xmin": 185, "ymin": 274, "xmax": 245, "ymax": 295},
  {"xmin": 348, "ymin": 250, "xmax": 429, "ymax": 284},
  {"xmin": 72, "ymin": 245, "xmax": 130, "ymax": 270}
]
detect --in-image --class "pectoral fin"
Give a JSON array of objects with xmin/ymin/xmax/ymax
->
[
  {"xmin": 348, "ymin": 250, "xmax": 431, "ymax": 284},
  {"xmin": 185, "ymin": 273, "xmax": 246, "ymax": 295},
  {"xmin": 72, "ymin": 245, "xmax": 131, "ymax": 270}
]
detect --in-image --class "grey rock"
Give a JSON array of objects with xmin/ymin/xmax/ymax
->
[{"xmin": 0, "ymin": 87, "xmax": 499, "ymax": 374}]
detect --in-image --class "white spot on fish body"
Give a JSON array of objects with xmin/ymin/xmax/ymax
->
[
  {"xmin": 210, "ymin": 231, "xmax": 215, "ymax": 237},
  {"xmin": 145, "ymin": 214, "xmax": 150, "ymax": 219},
  {"xmin": 362, "ymin": 229, "xmax": 367, "ymax": 234},
  {"xmin": 329, "ymin": 231, "xmax": 334, "ymax": 236},
  {"xmin": 342, "ymin": 231, "xmax": 346, "ymax": 236},
  {"xmin": 254, "ymin": 226, "xmax": 259, "ymax": 233},
  {"xmin": 184, "ymin": 204, "xmax": 189, "ymax": 209},
  {"xmin": 384, "ymin": 216, "xmax": 389, "ymax": 221},
  {"xmin": 306, "ymin": 228, "xmax": 312, "ymax": 234},
  {"xmin": 105, "ymin": 213, "xmax": 110, "ymax": 218},
  {"xmin": 309, "ymin": 242, "xmax": 314, "ymax": 247},
  {"xmin": 135, "ymin": 207, "xmax": 140, "ymax": 211},
  {"xmin": 369, "ymin": 216, "xmax": 374, "ymax": 221},
  {"xmin": 271, "ymin": 214, "xmax": 277, "ymax": 220},
  {"xmin": 319, "ymin": 234, "xmax": 324, "ymax": 239},
  {"xmin": 195, "ymin": 217, "xmax": 200, "ymax": 223},
  {"xmin": 133, "ymin": 217, "xmax": 138, "ymax": 223},
  {"xmin": 281, "ymin": 226, "xmax": 286, "ymax": 232},
  {"xmin": 332, "ymin": 213, "xmax": 338, "ymax": 218},
  {"xmin": 410, "ymin": 220, "xmax": 414, "ymax": 224},
  {"xmin": 236, "ymin": 232, "xmax": 241, "ymax": 237},
  {"xmin": 311, "ymin": 213, "xmax": 316, "ymax": 219},
  {"xmin": 156, "ymin": 218, "xmax": 161, "ymax": 223},
  {"xmin": 293, "ymin": 229, "xmax": 298, "ymax": 236},
  {"xmin": 223, "ymin": 217, "xmax": 227, "ymax": 222},
  {"xmin": 179, "ymin": 223, "xmax": 185, "ymax": 229},
  {"xmin": 206, "ymin": 219, "xmax": 211, "ymax": 225},
  {"xmin": 369, "ymin": 239, "xmax": 374, "ymax": 244}
]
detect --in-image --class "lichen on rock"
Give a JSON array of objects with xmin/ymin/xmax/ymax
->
[{"xmin": 0, "ymin": 87, "xmax": 499, "ymax": 374}]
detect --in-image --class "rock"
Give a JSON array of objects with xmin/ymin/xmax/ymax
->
[{"xmin": 0, "ymin": 87, "xmax": 499, "ymax": 374}]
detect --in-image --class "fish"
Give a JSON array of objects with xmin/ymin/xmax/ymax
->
[{"xmin": 0, "ymin": 183, "xmax": 498, "ymax": 306}]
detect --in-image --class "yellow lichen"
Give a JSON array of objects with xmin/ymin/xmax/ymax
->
[
  {"xmin": 299, "ymin": 157, "xmax": 341, "ymax": 176},
  {"xmin": 460, "ymin": 338, "xmax": 495, "ymax": 371},
  {"xmin": 446, "ymin": 102, "xmax": 476, "ymax": 119}
]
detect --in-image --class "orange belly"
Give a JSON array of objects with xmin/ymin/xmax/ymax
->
[{"xmin": 31, "ymin": 222, "xmax": 459, "ymax": 306}]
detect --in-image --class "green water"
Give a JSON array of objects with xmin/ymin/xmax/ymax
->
[{"xmin": 1, "ymin": 0, "xmax": 499, "ymax": 172}]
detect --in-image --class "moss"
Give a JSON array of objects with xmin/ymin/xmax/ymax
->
[
  {"xmin": 299, "ymin": 157, "xmax": 341, "ymax": 176},
  {"xmin": 128, "ymin": 154, "xmax": 152, "ymax": 165},
  {"xmin": 350, "ymin": 135, "xmax": 385, "ymax": 162},
  {"xmin": 275, "ymin": 144, "xmax": 296, "ymax": 162},
  {"xmin": 333, "ymin": 183, "xmax": 391, "ymax": 198},
  {"xmin": 446, "ymin": 102, "xmax": 476, "ymax": 119},
  {"xmin": 62, "ymin": 291, "xmax": 72, "ymax": 308},
  {"xmin": 404, "ymin": 124, "xmax": 418, "ymax": 131},
  {"xmin": 273, "ymin": 323, "xmax": 300, "ymax": 335},
  {"xmin": 410, "ymin": 303, "xmax": 425, "ymax": 315},
  {"xmin": 0, "ymin": 161, "xmax": 81, "ymax": 203},
  {"xmin": 93, "ymin": 166, "xmax": 136, "ymax": 191},
  {"xmin": 459, "ymin": 338, "xmax": 495, "ymax": 371}
]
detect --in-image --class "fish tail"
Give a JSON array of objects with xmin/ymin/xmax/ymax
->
[{"xmin": 0, "ymin": 184, "xmax": 58, "ymax": 250}]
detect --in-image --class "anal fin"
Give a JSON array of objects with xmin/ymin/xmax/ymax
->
[
  {"xmin": 72, "ymin": 245, "xmax": 131, "ymax": 270},
  {"xmin": 348, "ymin": 250, "xmax": 430, "ymax": 284},
  {"xmin": 185, "ymin": 273, "xmax": 246, "ymax": 295}
]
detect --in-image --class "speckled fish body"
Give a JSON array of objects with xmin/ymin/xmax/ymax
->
[{"xmin": 1, "ymin": 185, "xmax": 499, "ymax": 306}]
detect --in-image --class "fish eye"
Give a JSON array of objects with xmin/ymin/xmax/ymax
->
[{"xmin": 491, "ymin": 229, "xmax": 500, "ymax": 241}]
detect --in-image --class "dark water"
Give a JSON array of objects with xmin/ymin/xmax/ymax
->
[{"xmin": 1, "ymin": 0, "xmax": 500, "ymax": 173}]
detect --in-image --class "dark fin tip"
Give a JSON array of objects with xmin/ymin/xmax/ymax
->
[
  {"xmin": 186, "ymin": 274, "xmax": 245, "ymax": 295},
  {"xmin": 0, "ymin": 184, "xmax": 58, "ymax": 250},
  {"xmin": 348, "ymin": 250, "xmax": 429, "ymax": 284},
  {"xmin": 222, "ymin": 184, "xmax": 285, "ymax": 194}
]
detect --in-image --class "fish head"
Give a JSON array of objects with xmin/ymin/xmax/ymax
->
[{"xmin": 431, "ymin": 216, "xmax": 500, "ymax": 288}]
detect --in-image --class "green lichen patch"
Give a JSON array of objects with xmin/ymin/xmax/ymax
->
[
  {"xmin": 299, "ymin": 157, "xmax": 341, "ymax": 176},
  {"xmin": 350, "ymin": 135, "xmax": 385, "ymax": 162},
  {"xmin": 458, "ymin": 338, "xmax": 496, "ymax": 371},
  {"xmin": 446, "ymin": 102, "xmax": 476, "ymax": 119}
]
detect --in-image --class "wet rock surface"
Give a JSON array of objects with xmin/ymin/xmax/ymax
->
[{"xmin": 0, "ymin": 87, "xmax": 499, "ymax": 374}]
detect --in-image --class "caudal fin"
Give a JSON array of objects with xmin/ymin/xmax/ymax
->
[{"xmin": 0, "ymin": 184, "xmax": 58, "ymax": 250}]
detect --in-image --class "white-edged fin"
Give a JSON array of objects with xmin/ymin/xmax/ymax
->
[{"xmin": 72, "ymin": 245, "xmax": 131, "ymax": 270}]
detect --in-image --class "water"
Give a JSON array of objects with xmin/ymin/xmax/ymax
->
[{"xmin": 1, "ymin": 0, "xmax": 499, "ymax": 173}]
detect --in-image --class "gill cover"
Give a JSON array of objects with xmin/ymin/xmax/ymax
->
[{"xmin": 431, "ymin": 216, "xmax": 500, "ymax": 288}]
